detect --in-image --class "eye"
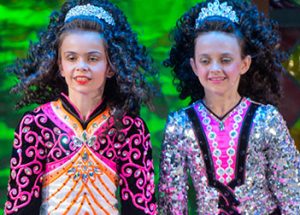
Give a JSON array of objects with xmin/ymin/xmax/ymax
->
[
  {"xmin": 88, "ymin": 56, "xmax": 100, "ymax": 62},
  {"xmin": 221, "ymin": 57, "xmax": 232, "ymax": 64},
  {"xmin": 199, "ymin": 58, "xmax": 210, "ymax": 65},
  {"xmin": 66, "ymin": 55, "xmax": 77, "ymax": 62}
]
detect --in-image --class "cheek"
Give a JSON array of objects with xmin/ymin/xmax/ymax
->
[
  {"xmin": 92, "ymin": 65, "xmax": 108, "ymax": 79},
  {"xmin": 194, "ymin": 65, "xmax": 207, "ymax": 79},
  {"xmin": 60, "ymin": 62, "xmax": 73, "ymax": 76},
  {"xmin": 194, "ymin": 69, "xmax": 207, "ymax": 86},
  {"xmin": 227, "ymin": 63, "xmax": 242, "ymax": 76},
  {"xmin": 60, "ymin": 66, "xmax": 66, "ymax": 77}
]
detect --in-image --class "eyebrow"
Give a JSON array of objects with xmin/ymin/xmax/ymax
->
[
  {"xmin": 220, "ymin": 52, "xmax": 233, "ymax": 56},
  {"xmin": 197, "ymin": 52, "xmax": 233, "ymax": 57},
  {"xmin": 63, "ymin": 51, "xmax": 104, "ymax": 55}
]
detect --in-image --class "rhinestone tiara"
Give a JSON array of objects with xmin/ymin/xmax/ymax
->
[
  {"xmin": 195, "ymin": 0, "xmax": 239, "ymax": 28},
  {"xmin": 64, "ymin": 4, "xmax": 115, "ymax": 26}
]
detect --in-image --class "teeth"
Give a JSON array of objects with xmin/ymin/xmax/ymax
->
[
  {"xmin": 210, "ymin": 77, "xmax": 225, "ymax": 81},
  {"xmin": 75, "ymin": 77, "xmax": 89, "ymax": 81}
]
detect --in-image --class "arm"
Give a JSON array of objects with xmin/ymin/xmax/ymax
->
[
  {"xmin": 118, "ymin": 115, "xmax": 157, "ymax": 215},
  {"xmin": 264, "ymin": 106, "xmax": 300, "ymax": 214},
  {"xmin": 158, "ymin": 112, "xmax": 189, "ymax": 215},
  {"xmin": 5, "ymin": 112, "xmax": 46, "ymax": 215}
]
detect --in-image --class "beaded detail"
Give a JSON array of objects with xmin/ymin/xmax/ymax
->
[
  {"xmin": 196, "ymin": 98, "xmax": 249, "ymax": 183},
  {"xmin": 195, "ymin": 0, "xmax": 239, "ymax": 28},
  {"xmin": 5, "ymin": 96, "xmax": 157, "ymax": 214},
  {"xmin": 158, "ymin": 99, "xmax": 300, "ymax": 214},
  {"xmin": 65, "ymin": 4, "xmax": 115, "ymax": 26}
]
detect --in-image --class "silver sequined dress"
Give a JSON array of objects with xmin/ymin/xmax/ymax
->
[{"xmin": 158, "ymin": 98, "xmax": 300, "ymax": 215}]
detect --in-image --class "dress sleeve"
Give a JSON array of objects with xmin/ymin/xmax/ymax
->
[
  {"xmin": 158, "ymin": 112, "xmax": 189, "ymax": 215},
  {"xmin": 264, "ymin": 106, "xmax": 300, "ymax": 214},
  {"xmin": 118, "ymin": 115, "xmax": 157, "ymax": 215},
  {"xmin": 5, "ymin": 112, "xmax": 46, "ymax": 215}
]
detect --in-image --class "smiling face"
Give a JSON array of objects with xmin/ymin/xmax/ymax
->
[
  {"xmin": 190, "ymin": 31, "xmax": 251, "ymax": 99},
  {"xmin": 59, "ymin": 30, "xmax": 114, "ymax": 99}
]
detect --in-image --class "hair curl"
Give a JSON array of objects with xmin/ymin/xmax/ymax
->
[
  {"xmin": 164, "ymin": 0, "xmax": 287, "ymax": 106},
  {"xmin": 9, "ymin": 0, "xmax": 156, "ymax": 126}
]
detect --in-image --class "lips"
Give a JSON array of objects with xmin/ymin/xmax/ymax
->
[
  {"xmin": 209, "ymin": 77, "xmax": 226, "ymax": 81},
  {"xmin": 74, "ymin": 76, "xmax": 91, "ymax": 85}
]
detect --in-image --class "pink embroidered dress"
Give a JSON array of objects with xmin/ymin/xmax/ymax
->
[{"xmin": 5, "ymin": 94, "xmax": 156, "ymax": 215}]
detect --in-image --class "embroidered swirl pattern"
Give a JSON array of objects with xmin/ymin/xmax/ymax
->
[{"xmin": 5, "ymin": 100, "xmax": 156, "ymax": 214}]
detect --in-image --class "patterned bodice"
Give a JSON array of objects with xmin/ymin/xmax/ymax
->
[
  {"xmin": 5, "ymin": 94, "xmax": 156, "ymax": 215},
  {"xmin": 195, "ymin": 98, "xmax": 249, "ymax": 184}
]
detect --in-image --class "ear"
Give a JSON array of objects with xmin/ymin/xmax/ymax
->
[
  {"xmin": 106, "ymin": 68, "xmax": 115, "ymax": 78},
  {"xmin": 190, "ymin": 57, "xmax": 198, "ymax": 76},
  {"xmin": 240, "ymin": 55, "xmax": 251, "ymax": 75}
]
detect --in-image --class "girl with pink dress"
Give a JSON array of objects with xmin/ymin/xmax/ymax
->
[{"xmin": 5, "ymin": 0, "xmax": 157, "ymax": 214}]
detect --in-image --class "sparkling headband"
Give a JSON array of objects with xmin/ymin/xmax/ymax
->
[
  {"xmin": 64, "ymin": 4, "xmax": 115, "ymax": 26},
  {"xmin": 195, "ymin": 0, "xmax": 239, "ymax": 28}
]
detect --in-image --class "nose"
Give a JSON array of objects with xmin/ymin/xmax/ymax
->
[
  {"xmin": 210, "ymin": 61, "xmax": 222, "ymax": 72},
  {"xmin": 76, "ymin": 59, "xmax": 88, "ymax": 71}
]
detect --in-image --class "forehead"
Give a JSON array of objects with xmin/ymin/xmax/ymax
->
[
  {"xmin": 60, "ymin": 30, "xmax": 106, "ymax": 51},
  {"xmin": 194, "ymin": 31, "xmax": 241, "ymax": 54}
]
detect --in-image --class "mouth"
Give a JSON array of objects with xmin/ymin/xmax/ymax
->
[
  {"xmin": 208, "ymin": 77, "xmax": 226, "ymax": 84},
  {"xmin": 74, "ymin": 76, "xmax": 91, "ymax": 85},
  {"xmin": 209, "ymin": 77, "xmax": 226, "ymax": 81}
]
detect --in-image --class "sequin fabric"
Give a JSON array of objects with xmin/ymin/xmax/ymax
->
[
  {"xmin": 5, "ymin": 94, "xmax": 156, "ymax": 215},
  {"xmin": 158, "ymin": 99, "xmax": 300, "ymax": 214}
]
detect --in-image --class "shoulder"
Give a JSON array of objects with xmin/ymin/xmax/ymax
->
[
  {"xmin": 15, "ymin": 102, "xmax": 52, "ymax": 127},
  {"xmin": 253, "ymin": 102, "xmax": 283, "ymax": 123},
  {"xmin": 163, "ymin": 102, "xmax": 199, "ymax": 138},
  {"xmin": 22, "ymin": 101, "xmax": 52, "ymax": 115},
  {"xmin": 166, "ymin": 101, "xmax": 199, "ymax": 125},
  {"xmin": 120, "ymin": 113, "xmax": 150, "ymax": 134},
  {"xmin": 251, "ymin": 101, "xmax": 288, "ymax": 135},
  {"xmin": 122, "ymin": 113, "xmax": 147, "ymax": 126}
]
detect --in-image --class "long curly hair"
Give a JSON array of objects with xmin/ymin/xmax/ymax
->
[
  {"xmin": 164, "ymin": 0, "xmax": 287, "ymax": 106},
  {"xmin": 9, "ymin": 0, "xmax": 156, "ymax": 124}
]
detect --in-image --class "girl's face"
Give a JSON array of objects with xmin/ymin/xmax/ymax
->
[
  {"xmin": 59, "ymin": 30, "xmax": 114, "ymax": 99},
  {"xmin": 190, "ymin": 31, "xmax": 251, "ymax": 99}
]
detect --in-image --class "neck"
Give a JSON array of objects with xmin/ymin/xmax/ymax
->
[
  {"xmin": 69, "ymin": 93, "xmax": 102, "ymax": 121},
  {"xmin": 203, "ymin": 93, "xmax": 242, "ymax": 118}
]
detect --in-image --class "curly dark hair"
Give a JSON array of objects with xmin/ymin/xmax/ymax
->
[
  {"xmin": 9, "ymin": 0, "xmax": 156, "ymax": 125},
  {"xmin": 164, "ymin": 0, "xmax": 287, "ymax": 106}
]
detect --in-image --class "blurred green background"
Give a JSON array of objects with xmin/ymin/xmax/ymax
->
[{"xmin": 1, "ymin": 0, "xmax": 300, "ymax": 214}]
